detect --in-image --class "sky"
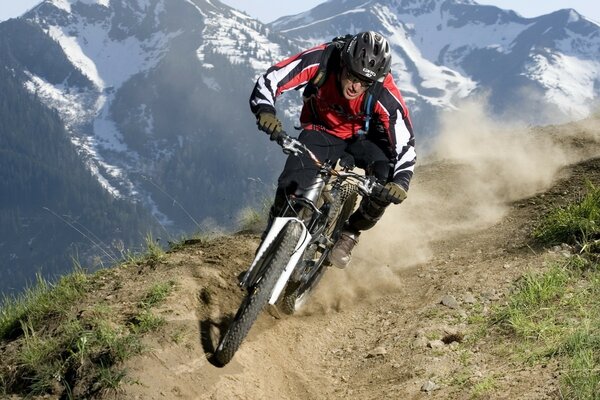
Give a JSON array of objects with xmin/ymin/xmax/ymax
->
[{"xmin": 0, "ymin": 0, "xmax": 598, "ymax": 24}]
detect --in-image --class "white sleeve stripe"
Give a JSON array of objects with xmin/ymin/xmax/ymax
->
[
  {"xmin": 254, "ymin": 59, "xmax": 301, "ymax": 106},
  {"xmin": 251, "ymin": 59, "xmax": 316, "ymax": 110},
  {"xmin": 394, "ymin": 117, "xmax": 412, "ymax": 156},
  {"xmin": 392, "ymin": 114, "xmax": 416, "ymax": 176},
  {"xmin": 251, "ymin": 75, "xmax": 273, "ymax": 108},
  {"xmin": 265, "ymin": 59, "xmax": 302, "ymax": 95},
  {"xmin": 395, "ymin": 147, "xmax": 416, "ymax": 173}
]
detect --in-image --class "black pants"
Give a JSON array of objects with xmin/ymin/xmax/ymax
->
[{"xmin": 272, "ymin": 129, "xmax": 392, "ymax": 234}]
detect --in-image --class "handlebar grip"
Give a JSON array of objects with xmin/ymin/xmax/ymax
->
[
  {"xmin": 275, "ymin": 131, "xmax": 288, "ymax": 146},
  {"xmin": 370, "ymin": 182, "xmax": 386, "ymax": 200}
]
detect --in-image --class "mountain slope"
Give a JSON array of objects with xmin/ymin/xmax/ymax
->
[
  {"xmin": 2, "ymin": 114, "xmax": 598, "ymax": 398},
  {"xmin": 0, "ymin": 0, "xmax": 300, "ymax": 295},
  {"xmin": 20, "ymin": 0, "xmax": 301, "ymax": 232},
  {"xmin": 0, "ymin": 19, "xmax": 158, "ymax": 297},
  {"xmin": 16, "ymin": 0, "xmax": 600, "ymax": 233}
]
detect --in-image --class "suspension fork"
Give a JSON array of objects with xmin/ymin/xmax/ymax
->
[{"xmin": 291, "ymin": 161, "xmax": 336, "ymax": 233}]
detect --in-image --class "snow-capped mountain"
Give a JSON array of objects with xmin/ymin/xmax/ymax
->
[
  {"xmin": 19, "ymin": 0, "xmax": 300, "ymax": 231},
  {"xmin": 6, "ymin": 0, "xmax": 600, "ymax": 229},
  {"xmin": 272, "ymin": 0, "xmax": 600, "ymax": 122},
  {"xmin": 18, "ymin": 0, "xmax": 600, "ymax": 226}
]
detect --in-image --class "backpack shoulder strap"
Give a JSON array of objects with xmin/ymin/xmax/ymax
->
[
  {"xmin": 302, "ymin": 35, "xmax": 351, "ymax": 99},
  {"xmin": 359, "ymin": 76, "xmax": 387, "ymax": 136}
]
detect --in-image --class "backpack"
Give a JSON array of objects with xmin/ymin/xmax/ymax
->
[{"xmin": 302, "ymin": 35, "xmax": 387, "ymax": 135}]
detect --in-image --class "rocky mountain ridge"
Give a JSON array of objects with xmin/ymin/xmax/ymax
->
[{"xmin": 14, "ymin": 0, "xmax": 600, "ymax": 227}]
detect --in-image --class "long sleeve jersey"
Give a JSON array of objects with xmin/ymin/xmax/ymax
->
[{"xmin": 249, "ymin": 43, "xmax": 416, "ymax": 190}]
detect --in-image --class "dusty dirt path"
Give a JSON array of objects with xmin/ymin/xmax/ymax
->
[{"xmin": 114, "ymin": 117, "xmax": 600, "ymax": 400}]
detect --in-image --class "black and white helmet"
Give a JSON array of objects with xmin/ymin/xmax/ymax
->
[{"xmin": 342, "ymin": 31, "xmax": 392, "ymax": 82}]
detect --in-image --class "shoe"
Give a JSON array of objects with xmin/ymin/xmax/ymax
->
[{"xmin": 328, "ymin": 231, "xmax": 359, "ymax": 269}]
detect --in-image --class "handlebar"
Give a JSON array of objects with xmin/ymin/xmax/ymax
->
[
  {"xmin": 277, "ymin": 132, "xmax": 307, "ymax": 157},
  {"xmin": 276, "ymin": 131, "xmax": 386, "ymax": 199}
]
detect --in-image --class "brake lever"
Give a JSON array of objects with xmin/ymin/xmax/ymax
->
[{"xmin": 277, "ymin": 133, "xmax": 305, "ymax": 156}]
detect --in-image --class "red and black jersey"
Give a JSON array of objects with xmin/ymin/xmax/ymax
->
[{"xmin": 249, "ymin": 44, "xmax": 416, "ymax": 190}]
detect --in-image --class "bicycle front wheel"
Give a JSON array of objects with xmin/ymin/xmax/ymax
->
[{"xmin": 213, "ymin": 221, "xmax": 302, "ymax": 366}]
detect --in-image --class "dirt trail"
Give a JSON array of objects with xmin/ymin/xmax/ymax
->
[{"xmin": 114, "ymin": 116, "xmax": 600, "ymax": 400}]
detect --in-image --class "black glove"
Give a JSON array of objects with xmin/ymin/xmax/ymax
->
[
  {"xmin": 379, "ymin": 182, "xmax": 407, "ymax": 204},
  {"xmin": 256, "ymin": 112, "xmax": 283, "ymax": 141},
  {"xmin": 338, "ymin": 153, "xmax": 355, "ymax": 170}
]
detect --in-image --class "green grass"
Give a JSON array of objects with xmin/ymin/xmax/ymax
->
[
  {"xmin": 144, "ymin": 233, "xmax": 166, "ymax": 264},
  {"xmin": 534, "ymin": 181, "xmax": 600, "ymax": 248},
  {"xmin": 490, "ymin": 183, "xmax": 600, "ymax": 398},
  {"xmin": 441, "ymin": 182, "xmax": 600, "ymax": 398},
  {"xmin": 0, "ymin": 225, "xmax": 191, "ymax": 398},
  {"xmin": 490, "ymin": 258, "xmax": 600, "ymax": 398},
  {"xmin": 0, "ymin": 270, "xmax": 176, "ymax": 397},
  {"xmin": 139, "ymin": 281, "xmax": 176, "ymax": 309},
  {"xmin": 471, "ymin": 376, "xmax": 498, "ymax": 398},
  {"xmin": 0, "ymin": 270, "xmax": 89, "ymax": 339},
  {"xmin": 128, "ymin": 281, "xmax": 176, "ymax": 334},
  {"xmin": 97, "ymin": 365, "xmax": 128, "ymax": 391},
  {"xmin": 237, "ymin": 203, "xmax": 270, "ymax": 233},
  {"xmin": 118, "ymin": 233, "xmax": 167, "ymax": 267},
  {"xmin": 559, "ymin": 323, "xmax": 600, "ymax": 399}
]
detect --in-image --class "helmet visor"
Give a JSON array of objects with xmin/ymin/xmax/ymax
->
[{"xmin": 341, "ymin": 67, "xmax": 374, "ymax": 89}]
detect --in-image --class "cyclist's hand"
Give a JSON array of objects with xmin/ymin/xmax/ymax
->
[
  {"xmin": 256, "ymin": 112, "xmax": 283, "ymax": 141},
  {"xmin": 380, "ymin": 182, "xmax": 407, "ymax": 204}
]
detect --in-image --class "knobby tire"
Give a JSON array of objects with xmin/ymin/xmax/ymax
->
[{"xmin": 213, "ymin": 221, "xmax": 302, "ymax": 366}]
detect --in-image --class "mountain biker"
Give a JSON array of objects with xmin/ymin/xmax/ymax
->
[{"xmin": 249, "ymin": 31, "xmax": 416, "ymax": 269}]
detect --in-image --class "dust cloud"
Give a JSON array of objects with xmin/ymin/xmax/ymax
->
[{"xmin": 303, "ymin": 99, "xmax": 599, "ymax": 314}]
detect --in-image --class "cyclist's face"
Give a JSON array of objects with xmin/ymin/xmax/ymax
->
[{"xmin": 340, "ymin": 67, "xmax": 372, "ymax": 100}]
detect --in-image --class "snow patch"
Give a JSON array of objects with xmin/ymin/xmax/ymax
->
[
  {"xmin": 394, "ymin": 2, "xmax": 532, "ymax": 64},
  {"xmin": 24, "ymin": 73, "xmax": 131, "ymax": 196},
  {"xmin": 46, "ymin": 21, "xmax": 176, "ymax": 91},
  {"xmin": 376, "ymin": 6, "xmax": 477, "ymax": 107},
  {"xmin": 201, "ymin": 76, "xmax": 221, "ymax": 91},
  {"xmin": 50, "ymin": 0, "xmax": 71, "ymax": 13},
  {"xmin": 196, "ymin": 10, "xmax": 286, "ymax": 73},
  {"xmin": 279, "ymin": 8, "xmax": 366, "ymax": 34},
  {"xmin": 24, "ymin": 74, "xmax": 95, "ymax": 128},
  {"xmin": 77, "ymin": 0, "xmax": 111, "ymax": 7},
  {"xmin": 524, "ymin": 52, "xmax": 600, "ymax": 118}
]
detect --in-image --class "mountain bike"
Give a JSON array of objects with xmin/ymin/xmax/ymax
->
[{"xmin": 212, "ymin": 132, "xmax": 386, "ymax": 367}]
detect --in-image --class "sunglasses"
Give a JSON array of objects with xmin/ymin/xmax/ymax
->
[{"xmin": 342, "ymin": 68, "xmax": 373, "ymax": 88}]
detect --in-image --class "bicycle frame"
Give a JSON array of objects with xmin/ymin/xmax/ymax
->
[
  {"xmin": 212, "ymin": 132, "xmax": 387, "ymax": 367},
  {"xmin": 240, "ymin": 133, "xmax": 383, "ymax": 306}
]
